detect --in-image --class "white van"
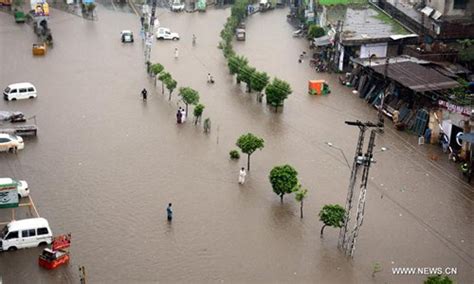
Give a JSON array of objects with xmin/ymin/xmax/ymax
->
[
  {"xmin": 3, "ymin": 82, "xmax": 37, "ymax": 101},
  {"xmin": 0, "ymin": 218, "xmax": 53, "ymax": 251}
]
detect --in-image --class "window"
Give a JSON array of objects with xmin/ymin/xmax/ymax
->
[
  {"xmin": 19, "ymin": 88, "xmax": 27, "ymax": 93},
  {"xmin": 37, "ymin": 227, "xmax": 49, "ymax": 235},
  {"xmin": 4, "ymin": 87, "xmax": 10, "ymax": 93},
  {"xmin": 0, "ymin": 138, "xmax": 9, "ymax": 143},
  {"xmin": 6, "ymin": 231, "xmax": 19, "ymax": 240},
  {"xmin": 10, "ymin": 89, "xmax": 17, "ymax": 93},
  {"xmin": 22, "ymin": 229, "xmax": 36, "ymax": 237},
  {"xmin": 27, "ymin": 87, "xmax": 34, "ymax": 92},
  {"xmin": 453, "ymin": 0, "xmax": 467, "ymax": 9}
]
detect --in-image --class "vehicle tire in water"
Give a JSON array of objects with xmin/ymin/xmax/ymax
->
[
  {"xmin": 29, "ymin": 96, "xmax": 34, "ymax": 99},
  {"xmin": 7, "ymin": 246, "xmax": 17, "ymax": 251},
  {"xmin": 38, "ymin": 242, "xmax": 47, "ymax": 247}
]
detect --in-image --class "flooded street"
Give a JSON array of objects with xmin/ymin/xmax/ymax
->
[{"xmin": 0, "ymin": 5, "xmax": 473, "ymax": 284}]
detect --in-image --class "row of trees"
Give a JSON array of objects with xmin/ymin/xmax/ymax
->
[
  {"xmin": 218, "ymin": 0, "xmax": 293, "ymax": 112},
  {"xmin": 149, "ymin": 63, "xmax": 205, "ymax": 125},
  {"xmin": 233, "ymin": 132, "xmax": 345, "ymax": 235}
]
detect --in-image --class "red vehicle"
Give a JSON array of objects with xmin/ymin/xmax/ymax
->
[{"xmin": 38, "ymin": 234, "xmax": 71, "ymax": 270}]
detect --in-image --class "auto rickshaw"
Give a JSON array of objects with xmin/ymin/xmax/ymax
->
[
  {"xmin": 32, "ymin": 43, "xmax": 46, "ymax": 56},
  {"xmin": 308, "ymin": 80, "xmax": 330, "ymax": 95}
]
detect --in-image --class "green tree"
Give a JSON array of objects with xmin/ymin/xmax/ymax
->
[
  {"xmin": 150, "ymin": 63, "xmax": 164, "ymax": 77},
  {"xmin": 179, "ymin": 87, "xmax": 200, "ymax": 118},
  {"xmin": 165, "ymin": 78, "xmax": 177, "ymax": 101},
  {"xmin": 269, "ymin": 165, "xmax": 298, "ymax": 203},
  {"xmin": 294, "ymin": 184, "xmax": 308, "ymax": 218},
  {"xmin": 237, "ymin": 65, "xmax": 256, "ymax": 92},
  {"xmin": 228, "ymin": 55, "xmax": 248, "ymax": 83},
  {"xmin": 424, "ymin": 275, "xmax": 454, "ymax": 284},
  {"xmin": 193, "ymin": 103, "xmax": 205, "ymax": 125},
  {"xmin": 307, "ymin": 24, "xmax": 325, "ymax": 39},
  {"xmin": 158, "ymin": 72, "xmax": 171, "ymax": 94},
  {"xmin": 251, "ymin": 71, "xmax": 270, "ymax": 93},
  {"xmin": 265, "ymin": 78, "xmax": 292, "ymax": 112},
  {"xmin": 319, "ymin": 204, "xmax": 345, "ymax": 237},
  {"xmin": 236, "ymin": 133, "xmax": 264, "ymax": 171}
]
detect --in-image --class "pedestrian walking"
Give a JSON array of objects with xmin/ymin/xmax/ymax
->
[
  {"xmin": 180, "ymin": 108, "xmax": 186, "ymax": 123},
  {"xmin": 141, "ymin": 88, "xmax": 148, "ymax": 100},
  {"xmin": 192, "ymin": 34, "xmax": 196, "ymax": 46},
  {"xmin": 238, "ymin": 167, "xmax": 247, "ymax": 184},
  {"xmin": 174, "ymin": 48, "xmax": 179, "ymax": 59},
  {"xmin": 176, "ymin": 108, "xmax": 182, "ymax": 124},
  {"xmin": 167, "ymin": 203, "xmax": 173, "ymax": 221},
  {"xmin": 207, "ymin": 73, "xmax": 214, "ymax": 84}
]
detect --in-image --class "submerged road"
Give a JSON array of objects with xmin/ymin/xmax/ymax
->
[{"xmin": 0, "ymin": 5, "xmax": 472, "ymax": 284}]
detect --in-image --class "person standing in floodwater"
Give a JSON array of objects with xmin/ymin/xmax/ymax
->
[
  {"xmin": 238, "ymin": 167, "xmax": 247, "ymax": 184},
  {"xmin": 167, "ymin": 203, "xmax": 173, "ymax": 221},
  {"xmin": 141, "ymin": 88, "xmax": 147, "ymax": 100},
  {"xmin": 174, "ymin": 48, "xmax": 179, "ymax": 59}
]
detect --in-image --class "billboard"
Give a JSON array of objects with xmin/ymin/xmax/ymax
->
[{"xmin": 0, "ymin": 183, "xmax": 18, "ymax": 209}]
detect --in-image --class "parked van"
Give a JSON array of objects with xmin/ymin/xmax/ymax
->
[
  {"xmin": 0, "ymin": 218, "xmax": 52, "ymax": 251},
  {"xmin": 3, "ymin": 82, "xmax": 37, "ymax": 101}
]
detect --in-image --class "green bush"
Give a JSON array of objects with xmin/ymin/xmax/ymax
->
[
  {"xmin": 229, "ymin": 150, "xmax": 240, "ymax": 159},
  {"xmin": 307, "ymin": 25, "xmax": 325, "ymax": 39}
]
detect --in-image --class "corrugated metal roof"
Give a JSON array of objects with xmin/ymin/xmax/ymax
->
[{"xmin": 370, "ymin": 61, "xmax": 460, "ymax": 92}]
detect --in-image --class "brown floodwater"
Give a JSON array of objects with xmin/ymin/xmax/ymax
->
[{"xmin": 0, "ymin": 5, "xmax": 472, "ymax": 284}]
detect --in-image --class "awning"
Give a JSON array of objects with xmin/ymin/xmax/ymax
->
[
  {"xmin": 313, "ymin": 35, "xmax": 331, "ymax": 46},
  {"xmin": 421, "ymin": 6, "xmax": 434, "ymax": 16},
  {"xmin": 459, "ymin": 133, "xmax": 474, "ymax": 144},
  {"xmin": 431, "ymin": 10, "xmax": 442, "ymax": 20},
  {"xmin": 370, "ymin": 61, "xmax": 460, "ymax": 92}
]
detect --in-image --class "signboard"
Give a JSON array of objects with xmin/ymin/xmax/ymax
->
[
  {"xmin": 0, "ymin": 183, "xmax": 18, "ymax": 209},
  {"xmin": 438, "ymin": 100, "xmax": 472, "ymax": 117},
  {"xmin": 360, "ymin": 43, "xmax": 387, "ymax": 59}
]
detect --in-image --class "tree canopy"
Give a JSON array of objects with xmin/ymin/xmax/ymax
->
[
  {"xmin": 165, "ymin": 78, "xmax": 177, "ymax": 101},
  {"xmin": 319, "ymin": 204, "xmax": 345, "ymax": 236},
  {"xmin": 236, "ymin": 133, "xmax": 264, "ymax": 170},
  {"xmin": 150, "ymin": 63, "xmax": 164, "ymax": 76},
  {"xmin": 269, "ymin": 164, "xmax": 298, "ymax": 202},
  {"xmin": 237, "ymin": 65, "xmax": 256, "ymax": 92},
  {"xmin": 265, "ymin": 78, "xmax": 292, "ymax": 111},
  {"xmin": 251, "ymin": 71, "xmax": 270, "ymax": 93}
]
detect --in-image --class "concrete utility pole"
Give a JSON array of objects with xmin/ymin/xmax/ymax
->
[
  {"xmin": 144, "ymin": 0, "xmax": 157, "ymax": 62},
  {"xmin": 377, "ymin": 57, "xmax": 390, "ymax": 127},
  {"xmin": 338, "ymin": 121, "xmax": 381, "ymax": 256}
]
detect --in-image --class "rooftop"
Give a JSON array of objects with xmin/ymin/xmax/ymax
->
[
  {"xmin": 370, "ymin": 61, "xmax": 460, "ymax": 92},
  {"xmin": 341, "ymin": 7, "xmax": 409, "ymax": 43}
]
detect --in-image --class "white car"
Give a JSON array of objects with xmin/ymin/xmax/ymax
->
[
  {"xmin": 121, "ymin": 30, "xmax": 134, "ymax": 43},
  {"xmin": 156, "ymin": 27, "xmax": 180, "ymax": 40},
  {"xmin": 0, "ymin": 133, "xmax": 24, "ymax": 153},
  {"xmin": 171, "ymin": 1, "xmax": 185, "ymax": 12},
  {"xmin": 0, "ymin": 178, "xmax": 29, "ymax": 199}
]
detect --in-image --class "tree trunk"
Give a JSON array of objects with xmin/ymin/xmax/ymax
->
[
  {"xmin": 161, "ymin": 82, "xmax": 164, "ymax": 94},
  {"xmin": 300, "ymin": 200, "xmax": 303, "ymax": 218},
  {"xmin": 274, "ymin": 105, "xmax": 278, "ymax": 112},
  {"xmin": 320, "ymin": 224, "xmax": 327, "ymax": 237},
  {"xmin": 168, "ymin": 91, "xmax": 172, "ymax": 101},
  {"xmin": 280, "ymin": 193, "xmax": 283, "ymax": 203},
  {"xmin": 247, "ymin": 82, "xmax": 251, "ymax": 92},
  {"xmin": 247, "ymin": 153, "xmax": 251, "ymax": 171},
  {"xmin": 185, "ymin": 104, "xmax": 188, "ymax": 117}
]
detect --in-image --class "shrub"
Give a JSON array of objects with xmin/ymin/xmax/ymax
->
[{"xmin": 229, "ymin": 150, "xmax": 240, "ymax": 159}]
